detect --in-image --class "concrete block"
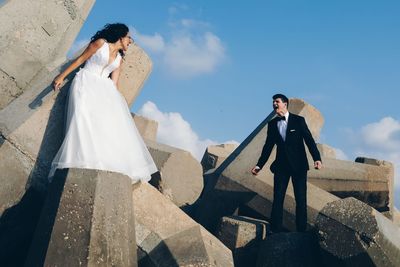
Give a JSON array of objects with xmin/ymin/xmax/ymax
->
[
  {"xmin": 355, "ymin": 156, "xmax": 392, "ymax": 166},
  {"xmin": 0, "ymin": 139, "xmax": 33, "ymax": 216},
  {"xmin": 256, "ymin": 232, "xmax": 322, "ymax": 267},
  {"xmin": 0, "ymin": 74, "xmax": 69, "ymax": 216},
  {"xmin": 0, "ymin": 68, "xmax": 23, "ymax": 109},
  {"xmin": 0, "ymin": 0, "xmax": 95, "ymax": 110},
  {"xmin": 307, "ymin": 157, "xmax": 394, "ymax": 212},
  {"xmin": 216, "ymin": 216, "xmax": 269, "ymax": 267},
  {"xmin": 393, "ymin": 209, "xmax": 400, "ymax": 227},
  {"xmin": 201, "ymin": 143, "xmax": 239, "ymax": 173},
  {"xmin": 288, "ymin": 98, "xmax": 324, "ymax": 140},
  {"xmin": 316, "ymin": 197, "xmax": 400, "ymax": 267},
  {"xmin": 133, "ymin": 182, "xmax": 234, "ymax": 267},
  {"xmin": 132, "ymin": 113, "xmax": 158, "ymax": 141},
  {"xmin": 25, "ymin": 169, "xmax": 137, "ymax": 267},
  {"xmin": 317, "ymin": 143, "xmax": 336, "ymax": 158},
  {"xmin": 145, "ymin": 140, "xmax": 203, "ymax": 207},
  {"xmin": 118, "ymin": 44, "xmax": 153, "ymax": 106}
]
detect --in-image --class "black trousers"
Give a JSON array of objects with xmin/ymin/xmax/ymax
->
[{"xmin": 270, "ymin": 169, "xmax": 308, "ymax": 232}]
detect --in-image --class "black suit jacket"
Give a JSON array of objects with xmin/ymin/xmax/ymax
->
[{"xmin": 256, "ymin": 113, "xmax": 321, "ymax": 173}]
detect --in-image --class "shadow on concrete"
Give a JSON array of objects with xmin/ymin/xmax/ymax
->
[
  {"xmin": 24, "ymin": 169, "xmax": 69, "ymax": 267},
  {"xmin": 0, "ymin": 187, "xmax": 45, "ymax": 267},
  {"xmin": 0, "ymin": 66, "xmax": 77, "ymax": 266}
]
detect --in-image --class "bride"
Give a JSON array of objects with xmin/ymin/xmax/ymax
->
[{"xmin": 49, "ymin": 23, "xmax": 158, "ymax": 183}]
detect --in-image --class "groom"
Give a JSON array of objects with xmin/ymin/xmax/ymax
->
[{"xmin": 251, "ymin": 94, "xmax": 322, "ymax": 232}]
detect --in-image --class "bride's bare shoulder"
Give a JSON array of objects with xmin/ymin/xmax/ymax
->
[{"xmin": 89, "ymin": 38, "xmax": 106, "ymax": 49}]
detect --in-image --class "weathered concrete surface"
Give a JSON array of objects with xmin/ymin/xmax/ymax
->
[
  {"xmin": 132, "ymin": 113, "xmax": 158, "ymax": 142},
  {"xmin": 25, "ymin": 169, "xmax": 137, "ymax": 267},
  {"xmin": 317, "ymin": 143, "xmax": 336, "ymax": 158},
  {"xmin": 216, "ymin": 216, "xmax": 269, "ymax": 267},
  {"xmin": 195, "ymin": 104, "xmax": 338, "ymax": 233},
  {"xmin": 0, "ymin": 77, "xmax": 68, "ymax": 217},
  {"xmin": 201, "ymin": 143, "xmax": 239, "ymax": 173},
  {"xmin": 288, "ymin": 98, "xmax": 324, "ymax": 140},
  {"xmin": 217, "ymin": 215, "xmax": 269, "ymax": 250},
  {"xmin": 145, "ymin": 140, "xmax": 203, "ymax": 207},
  {"xmin": 316, "ymin": 197, "xmax": 400, "ymax": 267},
  {"xmin": 355, "ymin": 156, "xmax": 392, "ymax": 166},
  {"xmin": 393, "ymin": 209, "xmax": 400, "ymax": 227},
  {"xmin": 118, "ymin": 44, "xmax": 153, "ymax": 106},
  {"xmin": 0, "ymin": 137, "xmax": 34, "ymax": 214},
  {"xmin": 0, "ymin": 0, "xmax": 95, "ymax": 110},
  {"xmin": 307, "ymin": 157, "xmax": 394, "ymax": 212},
  {"xmin": 256, "ymin": 232, "xmax": 322, "ymax": 267},
  {"xmin": 133, "ymin": 182, "xmax": 234, "ymax": 267}
]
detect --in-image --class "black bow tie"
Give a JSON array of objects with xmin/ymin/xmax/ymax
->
[{"xmin": 277, "ymin": 116, "xmax": 286, "ymax": 121}]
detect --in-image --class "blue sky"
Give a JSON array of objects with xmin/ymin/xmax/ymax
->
[{"xmin": 70, "ymin": 1, "xmax": 399, "ymax": 207}]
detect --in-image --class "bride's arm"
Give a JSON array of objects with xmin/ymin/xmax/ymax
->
[
  {"xmin": 53, "ymin": 38, "xmax": 106, "ymax": 90},
  {"xmin": 110, "ymin": 65, "xmax": 121, "ymax": 87}
]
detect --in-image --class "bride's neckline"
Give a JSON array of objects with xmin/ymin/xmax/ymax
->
[{"xmin": 103, "ymin": 42, "xmax": 119, "ymax": 66}]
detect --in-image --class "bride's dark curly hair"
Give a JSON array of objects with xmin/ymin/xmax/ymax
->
[{"xmin": 90, "ymin": 23, "xmax": 129, "ymax": 57}]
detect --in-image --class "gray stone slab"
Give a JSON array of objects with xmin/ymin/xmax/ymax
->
[
  {"xmin": 145, "ymin": 140, "xmax": 203, "ymax": 207},
  {"xmin": 217, "ymin": 216, "xmax": 269, "ymax": 249},
  {"xmin": 201, "ymin": 143, "xmax": 238, "ymax": 173},
  {"xmin": 216, "ymin": 216, "xmax": 270, "ymax": 267},
  {"xmin": 393, "ymin": 208, "xmax": 400, "ymax": 227},
  {"xmin": 25, "ymin": 169, "xmax": 137, "ymax": 267},
  {"xmin": 118, "ymin": 44, "xmax": 153, "ymax": 106},
  {"xmin": 317, "ymin": 143, "xmax": 336, "ymax": 158},
  {"xmin": 133, "ymin": 182, "xmax": 234, "ymax": 267},
  {"xmin": 307, "ymin": 157, "xmax": 394, "ymax": 212},
  {"xmin": 0, "ymin": 0, "xmax": 95, "ymax": 110},
  {"xmin": 288, "ymin": 98, "xmax": 324, "ymax": 140},
  {"xmin": 132, "ymin": 113, "xmax": 158, "ymax": 141},
  {"xmin": 316, "ymin": 197, "xmax": 400, "ymax": 267}
]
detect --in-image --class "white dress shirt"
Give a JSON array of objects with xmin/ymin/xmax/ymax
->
[{"xmin": 277, "ymin": 112, "xmax": 289, "ymax": 141}]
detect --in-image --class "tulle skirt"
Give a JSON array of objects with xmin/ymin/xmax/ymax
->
[{"xmin": 49, "ymin": 69, "xmax": 158, "ymax": 183}]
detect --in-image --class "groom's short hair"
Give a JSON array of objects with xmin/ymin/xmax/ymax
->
[{"xmin": 273, "ymin": 93, "xmax": 289, "ymax": 107}]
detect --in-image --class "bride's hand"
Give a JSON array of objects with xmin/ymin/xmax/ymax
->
[{"xmin": 53, "ymin": 75, "xmax": 64, "ymax": 91}]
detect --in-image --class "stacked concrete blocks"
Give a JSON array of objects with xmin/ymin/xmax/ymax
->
[
  {"xmin": 25, "ymin": 169, "xmax": 137, "ymax": 267},
  {"xmin": 133, "ymin": 182, "xmax": 234, "ymax": 267}
]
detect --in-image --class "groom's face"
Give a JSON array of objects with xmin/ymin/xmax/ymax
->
[{"xmin": 273, "ymin": 98, "xmax": 287, "ymax": 114}]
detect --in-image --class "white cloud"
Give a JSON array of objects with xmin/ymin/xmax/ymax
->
[
  {"xmin": 360, "ymin": 117, "xmax": 400, "ymax": 152},
  {"xmin": 134, "ymin": 32, "xmax": 165, "ymax": 53},
  {"xmin": 132, "ymin": 14, "xmax": 226, "ymax": 79},
  {"xmin": 168, "ymin": 3, "xmax": 188, "ymax": 15},
  {"xmin": 138, "ymin": 101, "xmax": 237, "ymax": 160},
  {"xmin": 163, "ymin": 31, "xmax": 225, "ymax": 78},
  {"xmin": 353, "ymin": 117, "xmax": 400, "ymax": 208}
]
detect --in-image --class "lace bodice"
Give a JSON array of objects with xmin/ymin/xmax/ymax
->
[{"xmin": 83, "ymin": 42, "xmax": 121, "ymax": 78}]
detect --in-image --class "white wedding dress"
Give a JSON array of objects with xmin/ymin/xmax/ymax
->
[{"xmin": 49, "ymin": 41, "xmax": 158, "ymax": 183}]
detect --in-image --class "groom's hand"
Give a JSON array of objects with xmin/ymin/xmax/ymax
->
[
  {"xmin": 251, "ymin": 166, "xmax": 260, "ymax": 175},
  {"xmin": 314, "ymin": 161, "xmax": 322, "ymax": 170}
]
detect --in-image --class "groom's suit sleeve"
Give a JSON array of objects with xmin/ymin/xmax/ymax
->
[
  {"xmin": 300, "ymin": 117, "xmax": 321, "ymax": 162},
  {"xmin": 256, "ymin": 121, "xmax": 276, "ymax": 169}
]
